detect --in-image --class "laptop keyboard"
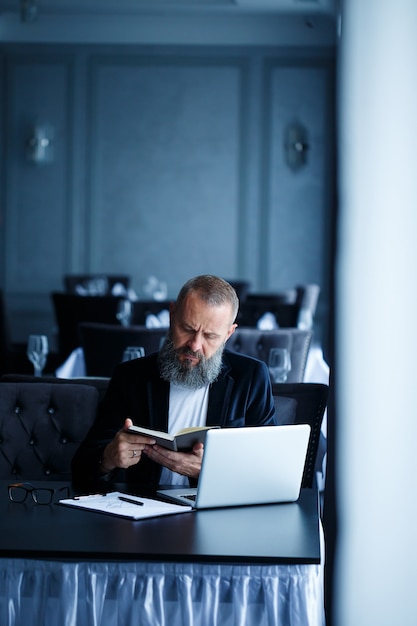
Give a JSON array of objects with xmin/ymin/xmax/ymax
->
[{"xmin": 182, "ymin": 494, "xmax": 197, "ymax": 501}]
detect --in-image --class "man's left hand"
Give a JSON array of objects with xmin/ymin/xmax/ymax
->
[{"xmin": 144, "ymin": 441, "xmax": 204, "ymax": 479}]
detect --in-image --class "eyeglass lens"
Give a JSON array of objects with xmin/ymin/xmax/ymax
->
[{"xmin": 8, "ymin": 484, "xmax": 69, "ymax": 505}]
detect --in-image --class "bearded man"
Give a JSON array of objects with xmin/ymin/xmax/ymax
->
[{"xmin": 72, "ymin": 275, "xmax": 277, "ymax": 491}]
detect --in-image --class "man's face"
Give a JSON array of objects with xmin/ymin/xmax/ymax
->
[{"xmin": 169, "ymin": 291, "xmax": 237, "ymax": 367}]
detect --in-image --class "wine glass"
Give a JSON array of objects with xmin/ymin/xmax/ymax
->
[
  {"xmin": 27, "ymin": 334, "xmax": 49, "ymax": 377},
  {"xmin": 116, "ymin": 299, "xmax": 132, "ymax": 327},
  {"xmin": 268, "ymin": 348, "xmax": 291, "ymax": 383},
  {"xmin": 122, "ymin": 346, "xmax": 145, "ymax": 362}
]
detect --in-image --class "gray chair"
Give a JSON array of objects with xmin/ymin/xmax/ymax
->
[
  {"xmin": 295, "ymin": 283, "xmax": 321, "ymax": 329},
  {"xmin": 226, "ymin": 327, "xmax": 313, "ymax": 382}
]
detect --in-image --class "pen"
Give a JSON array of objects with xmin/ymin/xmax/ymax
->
[{"xmin": 118, "ymin": 496, "xmax": 144, "ymax": 506}]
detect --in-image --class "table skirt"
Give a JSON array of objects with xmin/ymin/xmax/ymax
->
[{"xmin": 0, "ymin": 559, "xmax": 325, "ymax": 626}]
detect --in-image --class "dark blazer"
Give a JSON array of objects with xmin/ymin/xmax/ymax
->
[{"xmin": 71, "ymin": 350, "xmax": 276, "ymax": 490}]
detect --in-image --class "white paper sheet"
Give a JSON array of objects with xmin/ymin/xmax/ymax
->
[{"xmin": 59, "ymin": 491, "xmax": 192, "ymax": 520}]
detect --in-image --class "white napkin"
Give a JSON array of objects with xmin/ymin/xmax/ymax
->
[
  {"xmin": 111, "ymin": 282, "xmax": 128, "ymax": 296},
  {"xmin": 145, "ymin": 310, "xmax": 170, "ymax": 328},
  {"xmin": 55, "ymin": 347, "xmax": 86, "ymax": 378},
  {"xmin": 257, "ymin": 312, "xmax": 278, "ymax": 330},
  {"xmin": 75, "ymin": 285, "xmax": 89, "ymax": 296}
]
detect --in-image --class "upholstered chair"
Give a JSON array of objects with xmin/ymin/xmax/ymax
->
[{"xmin": 0, "ymin": 382, "xmax": 99, "ymax": 481}]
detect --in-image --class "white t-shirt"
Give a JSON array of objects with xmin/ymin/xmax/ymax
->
[{"xmin": 159, "ymin": 383, "xmax": 210, "ymax": 486}]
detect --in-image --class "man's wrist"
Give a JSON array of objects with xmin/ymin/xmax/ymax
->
[{"xmin": 98, "ymin": 449, "xmax": 114, "ymax": 474}]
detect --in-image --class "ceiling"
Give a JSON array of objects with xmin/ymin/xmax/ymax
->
[{"xmin": 0, "ymin": 0, "xmax": 339, "ymax": 46}]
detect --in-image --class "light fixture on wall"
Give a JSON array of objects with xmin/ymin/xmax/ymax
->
[
  {"xmin": 26, "ymin": 124, "xmax": 54, "ymax": 164},
  {"xmin": 20, "ymin": 0, "xmax": 38, "ymax": 23},
  {"xmin": 284, "ymin": 121, "xmax": 309, "ymax": 172}
]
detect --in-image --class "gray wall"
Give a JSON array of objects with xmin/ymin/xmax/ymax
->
[{"xmin": 0, "ymin": 44, "xmax": 335, "ymax": 349}]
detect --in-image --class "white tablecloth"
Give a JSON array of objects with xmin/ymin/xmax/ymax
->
[
  {"xmin": 56, "ymin": 344, "xmax": 330, "ymax": 387},
  {"xmin": 0, "ymin": 557, "xmax": 325, "ymax": 626}
]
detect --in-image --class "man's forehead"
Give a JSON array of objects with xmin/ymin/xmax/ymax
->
[{"xmin": 177, "ymin": 293, "xmax": 234, "ymax": 326}]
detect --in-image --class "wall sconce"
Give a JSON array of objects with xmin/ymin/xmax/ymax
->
[
  {"xmin": 284, "ymin": 121, "xmax": 309, "ymax": 172},
  {"xmin": 26, "ymin": 124, "xmax": 54, "ymax": 164}
]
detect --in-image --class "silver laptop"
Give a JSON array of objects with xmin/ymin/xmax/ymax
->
[{"xmin": 157, "ymin": 424, "xmax": 310, "ymax": 509}]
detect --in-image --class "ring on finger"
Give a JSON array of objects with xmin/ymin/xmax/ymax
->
[{"xmin": 131, "ymin": 449, "xmax": 138, "ymax": 459}]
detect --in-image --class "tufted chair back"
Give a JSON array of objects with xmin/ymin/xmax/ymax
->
[
  {"xmin": 0, "ymin": 382, "xmax": 99, "ymax": 481},
  {"xmin": 226, "ymin": 327, "xmax": 312, "ymax": 383}
]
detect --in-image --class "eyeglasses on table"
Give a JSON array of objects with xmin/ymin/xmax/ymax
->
[{"xmin": 8, "ymin": 482, "xmax": 70, "ymax": 505}]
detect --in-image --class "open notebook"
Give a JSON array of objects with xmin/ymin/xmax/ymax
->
[{"xmin": 157, "ymin": 424, "xmax": 310, "ymax": 509}]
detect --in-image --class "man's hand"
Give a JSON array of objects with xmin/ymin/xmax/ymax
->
[
  {"xmin": 100, "ymin": 417, "xmax": 156, "ymax": 473},
  {"xmin": 144, "ymin": 441, "xmax": 204, "ymax": 479}
]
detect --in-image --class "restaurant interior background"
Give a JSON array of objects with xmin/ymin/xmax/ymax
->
[
  {"xmin": 2, "ymin": 2, "xmax": 417, "ymax": 625},
  {"xmin": 0, "ymin": 0, "xmax": 340, "ymax": 622},
  {"xmin": 0, "ymin": 0, "xmax": 337, "ymax": 358}
]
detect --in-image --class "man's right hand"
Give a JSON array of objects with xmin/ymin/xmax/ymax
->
[{"xmin": 100, "ymin": 417, "xmax": 156, "ymax": 473}]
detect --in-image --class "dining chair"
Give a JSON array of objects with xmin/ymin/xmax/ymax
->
[
  {"xmin": 130, "ymin": 300, "xmax": 172, "ymax": 325},
  {"xmin": 236, "ymin": 283, "xmax": 320, "ymax": 330},
  {"xmin": 78, "ymin": 322, "xmax": 168, "ymax": 377},
  {"xmin": 224, "ymin": 280, "xmax": 252, "ymax": 303},
  {"xmin": 272, "ymin": 382, "xmax": 329, "ymax": 488},
  {"xmin": 0, "ymin": 381, "xmax": 99, "ymax": 481},
  {"xmin": 51, "ymin": 292, "xmax": 129, "ymax": 360},
  {"xmin": 0, "ymin": 373, "xmax": 110, "ymax": 403},
  {"xmin": 236, "ymin": 300, "xmax": 300, "ymax": 328},
  {"xmin": 295, "ymin": 284, "xmax": 321, "ymax": 329},
  {"xmin": 226, "ymin": 327, "xmax": 313, "ymax": 382}
]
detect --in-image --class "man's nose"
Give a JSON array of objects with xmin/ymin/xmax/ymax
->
[{"xmin": 188, "ymin": 333, "xmax": 203, "ymax": 353}]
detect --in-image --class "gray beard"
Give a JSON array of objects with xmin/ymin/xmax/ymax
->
[{"xmin": 158, "ymin": 333, "xmax": 224, "ymax": 389}]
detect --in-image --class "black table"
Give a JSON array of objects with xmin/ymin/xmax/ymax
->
[{"xmin": 0, "ymin": 482, "xmax": 324, "ymax": 626}]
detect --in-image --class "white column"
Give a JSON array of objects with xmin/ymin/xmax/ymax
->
[{"xmin": 336, "ymin": 1, "xmax": 417, "ymax": 625}]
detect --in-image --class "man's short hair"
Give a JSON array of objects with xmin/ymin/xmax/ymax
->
[{"xmin": 176, "ymin": 275, "xmax": 239, "ymax": 322}]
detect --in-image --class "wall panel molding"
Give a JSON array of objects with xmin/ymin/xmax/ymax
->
[
  {"xmin": 260, "ymin": 56, "xmax": 335, "ymax": 300},
  {"xmin": 86, "ymin": 53, "xmax": 250, "ymax": 296},
  {"xmin": 4, "ymin": 53, "xmax": 75, "ymax": 294},
  {"xmin": 0, "ymin": 43, "xmax": 335, "ymax": 344}
]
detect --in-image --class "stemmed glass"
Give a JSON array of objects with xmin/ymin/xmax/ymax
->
[
  {"xmin": 268, "ymin": 348, "xmax": 291, "ymax": 383},
  {"xmin": 27, "ymin": 334, "xmax": 49, "ymax": 377},
  {"xmin": 122, "ymin": 346, "xmax": 145, "ymax": 362},
  {"xmin": 116, "ymin": 299, "xmax": 132, "ymax": 327}
]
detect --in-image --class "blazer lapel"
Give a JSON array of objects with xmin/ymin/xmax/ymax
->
[{"xmin": 206, "ymin": 357, "xmax": 234, "ymax": 426}]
